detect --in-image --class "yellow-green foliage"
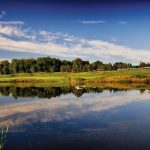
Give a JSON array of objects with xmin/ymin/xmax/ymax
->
[{"xmin": 0, "ymin": 69, "xmax": 150, "ymax": 84}]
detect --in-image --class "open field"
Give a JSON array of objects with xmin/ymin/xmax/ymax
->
[{"xmin": 0, "ymin": 69, "xmax": 150, "ymax": 84}]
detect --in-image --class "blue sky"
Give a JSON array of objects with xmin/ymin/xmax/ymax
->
[{"xmin": 0, "ymin": 0, "xmax": 150, "ymax": 64}]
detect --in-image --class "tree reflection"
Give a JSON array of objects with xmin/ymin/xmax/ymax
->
[{"xmin": 0, "ymin": 86, "xmax": 132, "ymax": 99}]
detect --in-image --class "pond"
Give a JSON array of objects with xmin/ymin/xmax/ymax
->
[{"xmin": 0, "ymin": 84, "xmax": 150, "ymax": 150}]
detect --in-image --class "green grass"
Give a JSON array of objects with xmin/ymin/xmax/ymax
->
[
  {"xmin": 0, "ymin": 69, "xmax": 150, "ymax": 84},
  {"xmin": 0, "ymin": 72, "xmax": 69, "ymax": 83}
]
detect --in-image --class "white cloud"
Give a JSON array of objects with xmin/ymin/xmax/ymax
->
[
  {"xmin": 76, "ymin": 20, "xmax": 128, "ymax": 25},
  {"xmin": 0, "ymin": 21, "xmax": 150, "ymax": 64},
  {"xmin": 107, "ymin": 35, "xmax": 118, "ymax": 42},
  {"xmin": 76, "ymin": 20, "xmax": 107, "ymax": 24},
  {"xmin": 0, "ymin": 26, "xmax": 26, "ymax": 37},
  {"xmin": 0, "ymin": 10, "xmax": 6, "ymax": 18},
  {"xmin": 0, "ymin": 21, "xmax": 24, "ymax": 25},
  {"xmin": 117, "ymin": 21, "xmax": 128, "ymax": 25},
  {"xmin": 0, "ymin": 36, "xmax": 69, "ymax": 55},
  {"xmin": 0, "ymin": 58, "xmax": 11, "ymax": 62}
]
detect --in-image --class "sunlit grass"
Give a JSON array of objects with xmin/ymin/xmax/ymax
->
[{"xmin": 0, "ymin": 69, "xmax": 150, "ymax": 84}]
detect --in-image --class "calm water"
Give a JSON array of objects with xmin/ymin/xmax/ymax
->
[{"xmin": 0, "ymin": 85, "xmax": 150, "ymax": 150}]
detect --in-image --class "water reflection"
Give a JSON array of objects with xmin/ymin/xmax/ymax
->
[
  {"xmin": 0, "ymin": 85, "xmax": 149, "ymax": 129},
  {"xmin": 0, "ymin": 85, "xmax": 131, "ymax": 99},
  {"xmin": 0, "ymin": 84, "xmax": 150, "ymax": 150}
]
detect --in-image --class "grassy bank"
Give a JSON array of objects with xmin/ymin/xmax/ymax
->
[{"xmin": 0, "ymin": 69, "xmax": 150, "ymax": 84}]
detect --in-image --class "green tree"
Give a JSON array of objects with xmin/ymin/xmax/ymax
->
[
  {"xmin": 0, "ymin": 61, "xmax": 10, "ymax": 74},
  {"xmin": 72, "ymin": 58, "xmax": 83, "ymax": 72}
]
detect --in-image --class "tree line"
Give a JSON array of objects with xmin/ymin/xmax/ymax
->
[
  {"xmin": 0, "ymin": 57, "xmax": 132, "ymax": 74},
  {"xmin": 139, "ymin": 62, "xmax": 150, "ymax": 68}
]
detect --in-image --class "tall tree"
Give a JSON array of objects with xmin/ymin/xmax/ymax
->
[{"xmin": 0, "ymin": 60, "xmax": 10, "ymax": 74}]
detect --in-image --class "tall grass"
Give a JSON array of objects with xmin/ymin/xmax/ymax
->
[{"xmin": 0, "ymin": 126, "xmax": 9, "ymax": 150}]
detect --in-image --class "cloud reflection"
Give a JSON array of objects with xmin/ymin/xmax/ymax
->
[{"xmin": 0, "ymin": 90, "xmax": 149, "ymax": 128}]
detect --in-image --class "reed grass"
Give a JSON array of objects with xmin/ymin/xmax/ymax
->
[{"xmin": 0, "ymin": 126, "xmax": 9, "ymax": 150}]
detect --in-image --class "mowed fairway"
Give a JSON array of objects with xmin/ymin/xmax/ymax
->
[{"xmin": 0, "ymin": 69, "xmax": 150, "ymax": 84}]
